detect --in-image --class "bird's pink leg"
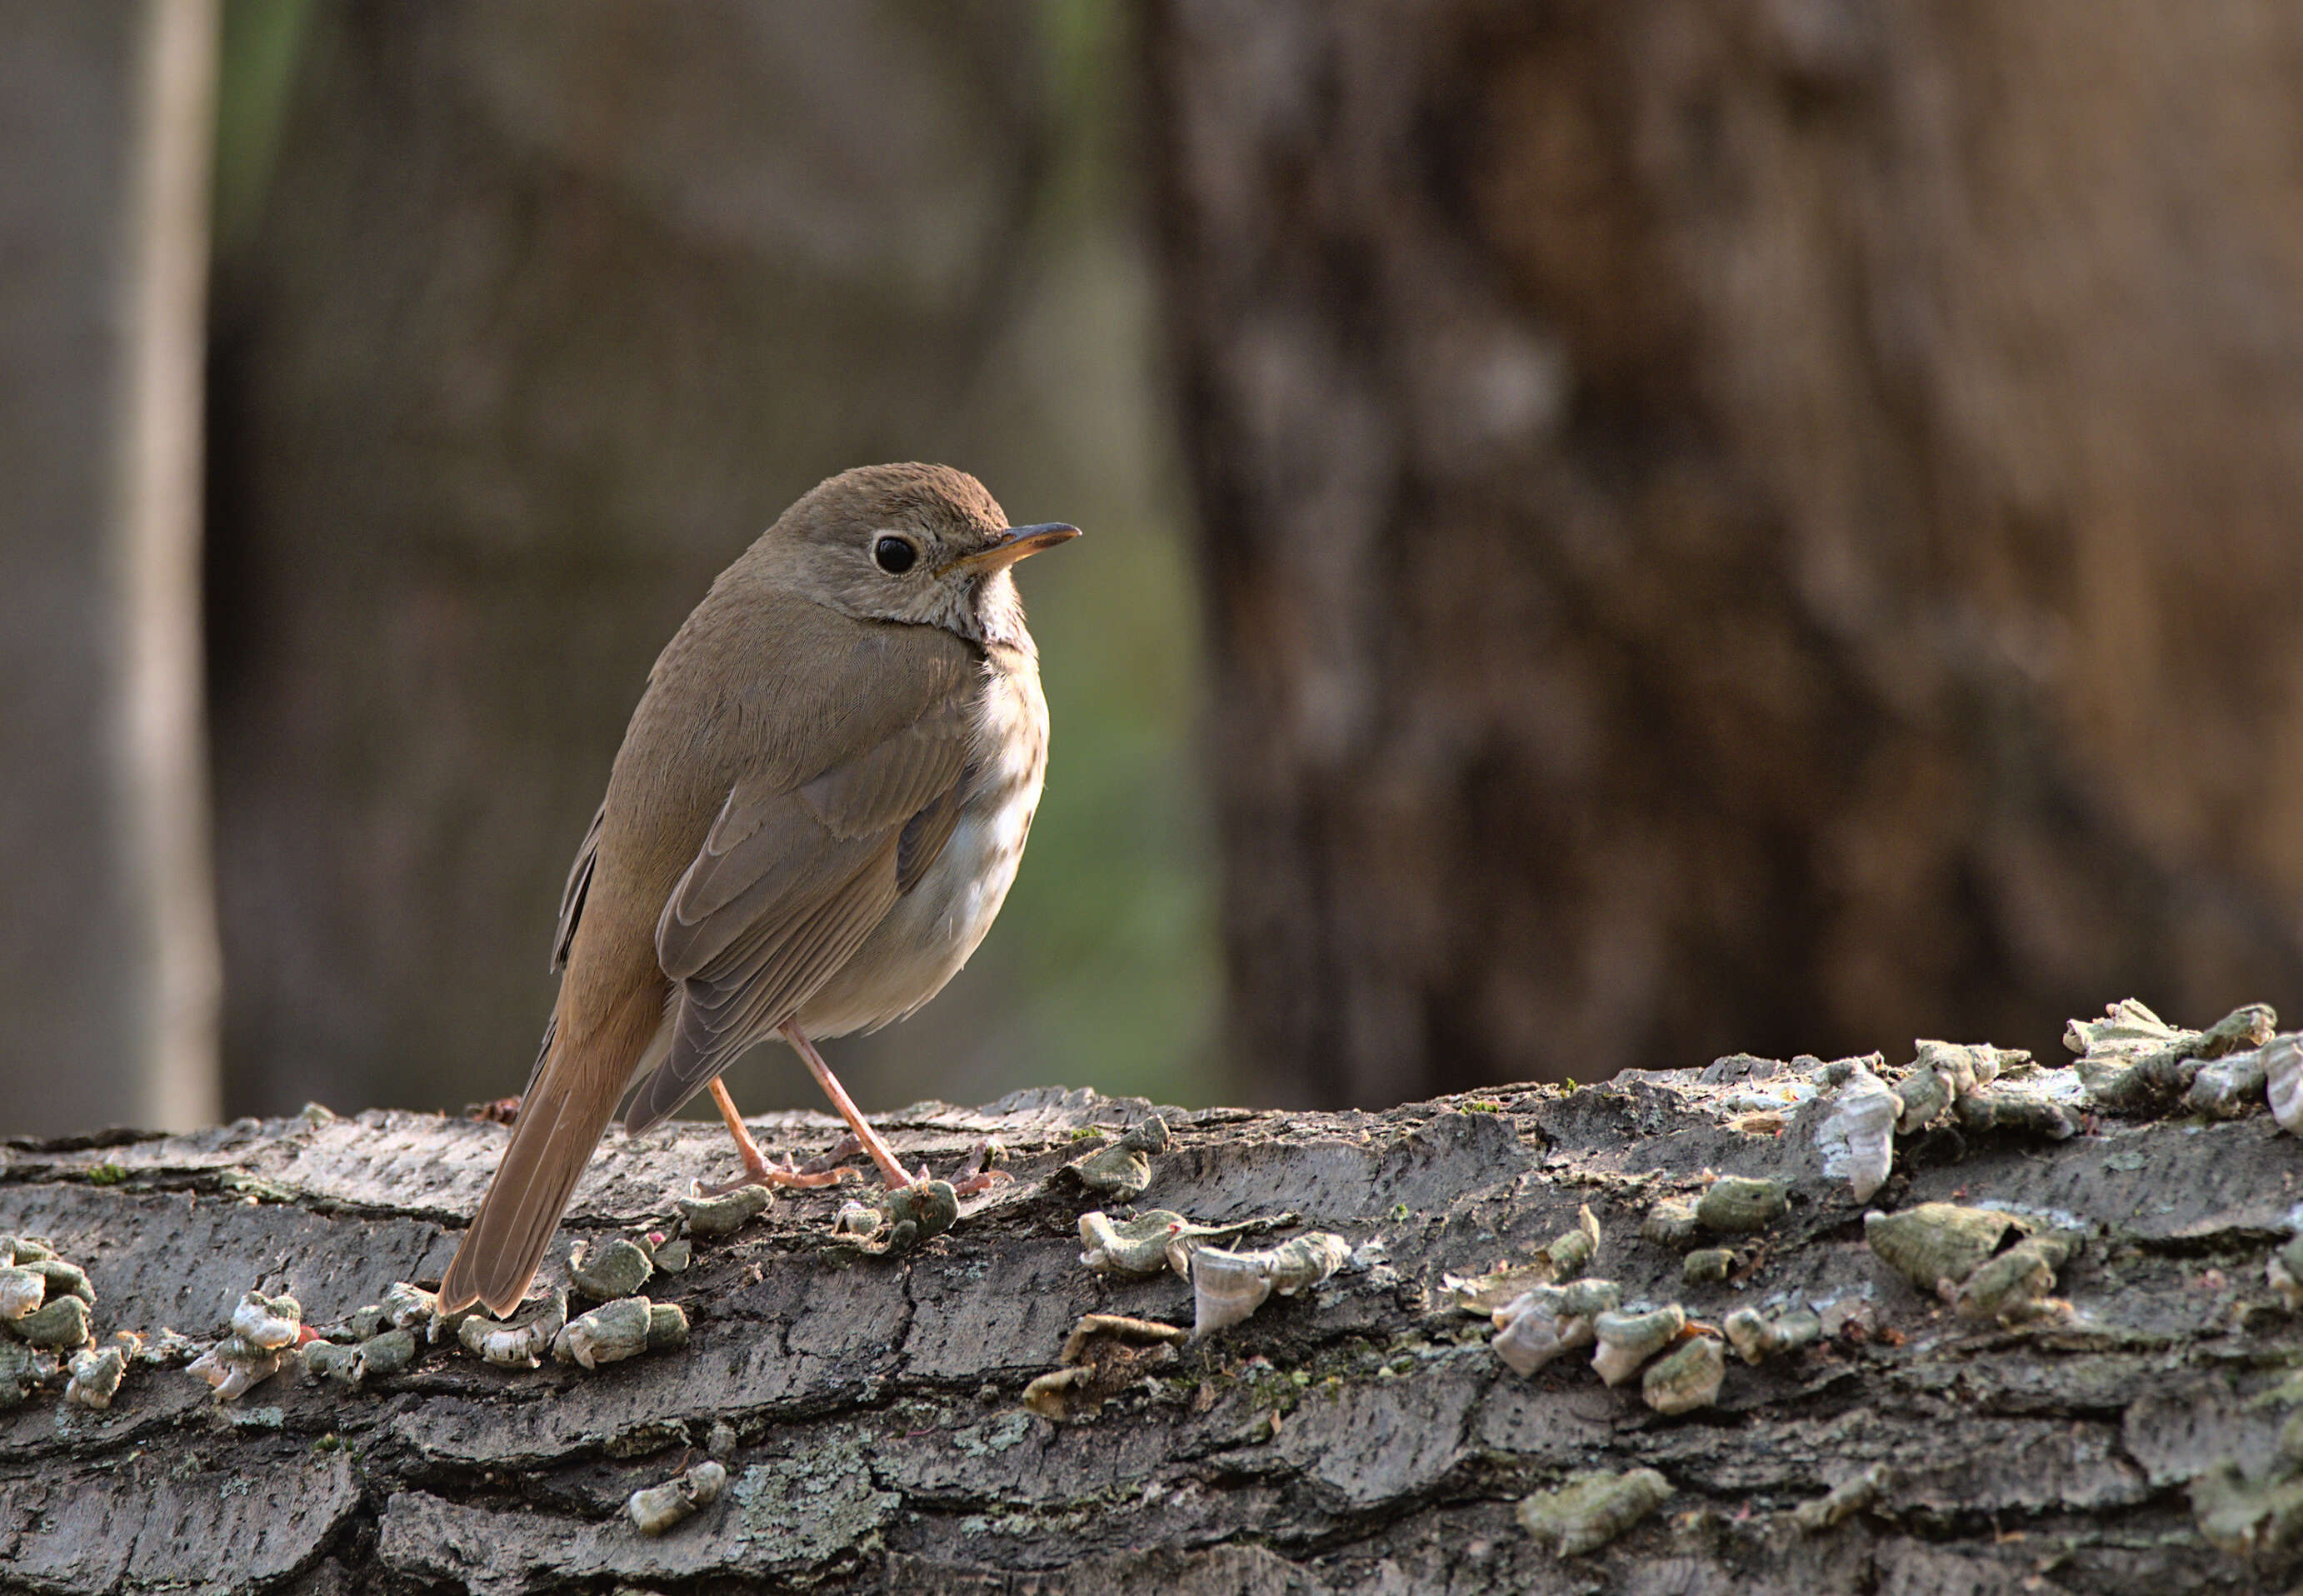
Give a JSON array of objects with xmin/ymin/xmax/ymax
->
[
  {"xmin": 781, "ymin": 1020, "xmax": 924, "ymax": 1190},
  {"xmin": 699, "ymin": 1075, "xmax": 847, "ymax": 1195}
]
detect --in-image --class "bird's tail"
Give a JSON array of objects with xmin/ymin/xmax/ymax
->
[{"xmin": 437, "ymin": 1010, "xmax": 644, "ymax": 1317}]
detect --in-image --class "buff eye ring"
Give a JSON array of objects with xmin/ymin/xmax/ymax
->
[{"xmin": 872, "ymin": 536, "xmax": 917, "ymax": 575}]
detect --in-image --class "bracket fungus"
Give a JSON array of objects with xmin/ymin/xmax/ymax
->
[
  {"xmin": 831, "ymin": 1178, "xmax": 959, "ymax": 1255},
  {"xmin": 1516, "ymin": 1468, "xmax": 1671, "ymax": 1557},
  {"xmin": 63, "ymin": 1344, "xmax": 127, "ymax": 1411},
  {"xmin": 627, "ymin": 1459, "xmax": 727, "ymax": 1537},
  {"xmin": 1793, "ymin": 1463, "xmax": 1890, "ymax": 1534},
  {"xmin": 1188, "ymin": 1233, "xmax": 1351, "ymax": 1338},
  {"xmin": 550, "ymin": 1297, "xmax": 688, "ymax": 1369},
  {"xmin": 1067, "ymin": 1115, "xmax": 1171, "ymax": 1201},
  {"xmin": 14, "ymin": 1294, "xmax": 93, "ymax": 1351},
  {"xmin": 459, "ymin": 1289, "xmax": 567, "ymax": 1369},
  {"xmin": 2268, "ymin": 1035, "xmax": 2303, "ymax": 1135},
  {"xmin": 566, "ymin": 1237, "xmax": 654, "ymax": 1300},
  {"xmin": 1641, "ymin": 1333, "xmax": 1725, "ymax": 1414},
  {"xmin": 2067, "ymin": 999, "xmax": 2276, "ymax": 1110},
  {"xmin": 1864, "ymin": 1204, "xmax": 2027, "ymax": 1295},
  {"xmin": 1079, "ymin": 1209, "xmax": 1265, "ymax": 1278},
  {"xmin": 1721, "ymin": 1305, "xmax": 1821, "ymax": 1364},
  {"xmin": 1491, "ymin": 1278, "xmax": 1622, "ymax": 1376},
  {"xmin": 229, "ymin": 1290, "xmax": 303, "ymax": 1352},
  {"xmin": 1023, "ymin": 1314, "xmax": 1191, "ymax": 1420},
  {"xmin": 1813, "ymin": 1062, "xmax": 1901, "ymax": 1203},
  {"xmin": 187, "ymin": 1336, "xmax": 287, "ymax": 1401},
  {"xmin": 1590, "ymin": 1304, "xmax": 1686, "ymax": 1386},
  {"xmin": 1443, "ymin": 1206, "xmax": 1601, "ymax": 1310},
  {"xmin": 1641, "ymin": 1197, "xmax": 1701, "ymax": 1249},
  {"xmin": 1681, "ymin": 1249, "xmax": 1736, "ymax": 1286},
  {"xmin": 675, "ymin": 1184, "xmax": 772, "ymax": 1238},
  {"xmin": 1696, "ymin": 1176, "xmax": 1788, "ymax": 1234}
]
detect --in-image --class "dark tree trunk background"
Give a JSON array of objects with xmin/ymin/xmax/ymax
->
[
  {"xmin": 203, "ymin": 1, "xmax": 1057, "ymax": 1119},
  {"xmin": 1146, "ymin": 1, "xmax": 2303, "ymax": 1108}
]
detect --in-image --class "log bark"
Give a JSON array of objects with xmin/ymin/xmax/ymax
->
[
  {"xmin": 1145, "ymin": 0, "xmax": 2303, "ymax": 1108},
  {"xmin": 2, "ymin": 1058, "xmax": 2298, "ymax": 1592}
]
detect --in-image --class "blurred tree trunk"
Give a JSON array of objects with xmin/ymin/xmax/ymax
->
[
  {"xmin": 206, "ymin": 2, "xmax": 1054, "ymax": 1118},
  {"xmin": 1145, "ymin": 0, "xmax": 2303, "ymax": 1107},
  {"xmin": 0, "ymin": 0, "xmax": 220, "ymax": 1135}
]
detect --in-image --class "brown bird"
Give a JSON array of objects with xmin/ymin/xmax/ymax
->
[{"xmin": 437, "ymin": 464, "xmax": 1077, "ymax": 1316}]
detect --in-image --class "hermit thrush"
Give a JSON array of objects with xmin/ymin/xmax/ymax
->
[{"xmin": 437, "ymin": 464, "xmax": 1077, "ymax": 1315}]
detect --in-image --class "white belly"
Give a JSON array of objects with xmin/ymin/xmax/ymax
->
[{"xmin": 793, "ymin": 663, "xmax": 1046, "ymax": 1038}]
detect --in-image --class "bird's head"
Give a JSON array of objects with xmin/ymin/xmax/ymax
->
[{"xmin": 767, "ymin": 462, "xmax": 1078, "ymax": 647}]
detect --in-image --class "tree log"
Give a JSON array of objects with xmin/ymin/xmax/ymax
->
[{"xmin": 2, "ymin": 1062, "xmax": 2298, "ymax": 1593}]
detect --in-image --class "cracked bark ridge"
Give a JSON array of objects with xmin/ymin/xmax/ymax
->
[{"xmin": 2, "ymin": 1075, "xmax": 2299, "ymax": 1593}]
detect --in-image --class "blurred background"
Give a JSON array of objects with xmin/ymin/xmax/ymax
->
[{"xmin": 7, "ymin": 1, "xmax": 2303, "ymax": 1137}]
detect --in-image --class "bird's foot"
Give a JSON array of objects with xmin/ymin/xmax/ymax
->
[
  {"xmin": 464, "ymin": 1095, "xmax": 522, "ymax": 1126},
  {"xmin": 697, "ymin": 1148, "xmax": 851, "ymax": 1198},
  {"xmin": 948, "ymin": 1137, "xmax": 1012, "ymax": 1197},
  {"xmin": 797, "ymin": 1135, "xmax": 863, "ymax": 1176},
  {"xmin": 792, "ymin": 1133, "xmax": 932, "ymax": 1190}
]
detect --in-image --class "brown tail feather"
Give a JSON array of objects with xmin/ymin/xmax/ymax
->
[{"xmin": 439, "ymin": 1032, "xmax": 627, "ymax": 1317}]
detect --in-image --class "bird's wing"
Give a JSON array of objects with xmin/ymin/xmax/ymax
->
[
  {"xmin": 550, "ymin": 802, "xmax": 606, "ymax": 974},
  {"xmin": 622, "ymin": 645, "xmax": 977, "ymax": 1130}
]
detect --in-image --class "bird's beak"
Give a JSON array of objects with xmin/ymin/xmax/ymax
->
[{"xmin": 944, "ymin": 522, "xmax": 1081, "ymax": 575}]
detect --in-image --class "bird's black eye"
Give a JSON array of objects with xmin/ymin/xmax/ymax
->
[{"xmin": 872, "ymin": 536, "xmax": 917, "ymax": 575}]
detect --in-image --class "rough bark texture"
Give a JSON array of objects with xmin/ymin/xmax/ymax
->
[
  {"xmin": 0, "ymin": 0, "xmax": 219, "ymax": 1135},
  {"xmin": 3, "ymin": 1063, "xmax": 2300, "ymax": 1593},
  {"xmin": 1146, "ymin": 0, "xmax": 2303, "ymax": 1108}
]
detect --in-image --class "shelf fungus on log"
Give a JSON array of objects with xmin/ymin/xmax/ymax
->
[
  {"xmin": 2067, "ymin": 999, "xmax": 2277, "ymax": 1110},
  {"xmin": 15, "ymin": 1294, "xmax": 93, "ymax": 1351},
  {"xmin": 187, "ymin": 1335, "xmax": 287, "ymax": 1401},
  {"xmin": 1189, "ymin": 1233, "xmax": 1351, "ymax": 1338},
  {"xmin": 1591, "ymin": 1305, "xmax": 1686, "ymax": 1387},
  {"xmin": 1681, "ymin": 1249, "xmax": 1736, "ymax": 1286},
  {"xmin": 62, "ymin": 1344, "xmax": 126, "ymax": 1410},
  {"xmin": 627, "ymin": 1459, "xmax": 727, "ymax": 1537},
  {"xmin": 0, "ymin": 1265, "xmax": 42, "ymax": 1321},
  {"xmin": 675, "ymin": 1185, "xmax": 773, "ymax": 1238},
  {"xmin": 1722, "ymin": 1305, "xmax": 1822, "ymax": 1364},
  {"xmin": 2268, "ymin": 1036, "xmax": 2303, "ymax": 1135},
  {"xmin": 1793, "ymin": 1463, "xmax": 1890, "ymax": 1533},
  {"xmin": 1490, "ymin": 1278, "xmax": 1621, "ymax": 1375},
  {"xmin": 1696, "ymin": 1176, "xmax": 1787, "ymax": 1234},
  {"xmin": 1813, "ymin": 1062, "xmax": 1901, "ymax": 1203},
  {"xmin": 1516, "ymin": 1468, "xmax": 1672, "ymax": 1556},
  {"xmin": 565, "ymin": 1237, "xmax": 653, "ymax": 1300},
  {"xmin": 459, "ymin": 1289, "xmax": 567, "ymax": 1369},
  {"xmin": 2268, "ymin": 1234, "xmax": 2303, "ymax": 1309},
  {"xmin": 1023, "ymin": 1314, "xmax": 1191, "ymax": 1420},
  {"xmin": 829, "ymin": 1179, "xmax": 958, "ymax": 1255},
  {"xmin": 1865, "ymin": 1204, "xmax": 2027, "ymax": 1295},
  {"xmin": 1077, "ymin": 1209, "xmax": 1275, "ymax": 1279},
  {"xmin": 550, "ymin": 1297, "xmax": 688, "ymax": 1370},
  {"xmin": 1443, "ymin": 1205, "xmax": 1600, "ymax": 1310},
  {"xmin": 1641, "ymin": 1197, "xmax": 1701, "ymax": 1249},
  {"xmin": 1896, "ymin": 1041, "xmax": 2022, "ymax": 1134},
  {"xmin": 1067, "ymin": 1115, "xmax": 1171, "ymax": 1201},
  {"xmin": 1642, "ymin": 1333, "xmax": 1725, "ymax": 1414},
  {"xmin": 1866, "ymin": 1204, "xmax": 2081, "ymax": 1324}
]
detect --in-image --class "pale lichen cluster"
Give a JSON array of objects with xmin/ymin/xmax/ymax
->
[
  {"xmin": 1471, "ymin": 1206, "xmax": 1742, "ymax": 1428},
  {"xmin": 1015, "ymin": 1120, "xmax": 1370, "ymax": 1419},
  {"xmin": 0, "ymin": 1233, "xmax": 172, "ymax": 1414}
]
